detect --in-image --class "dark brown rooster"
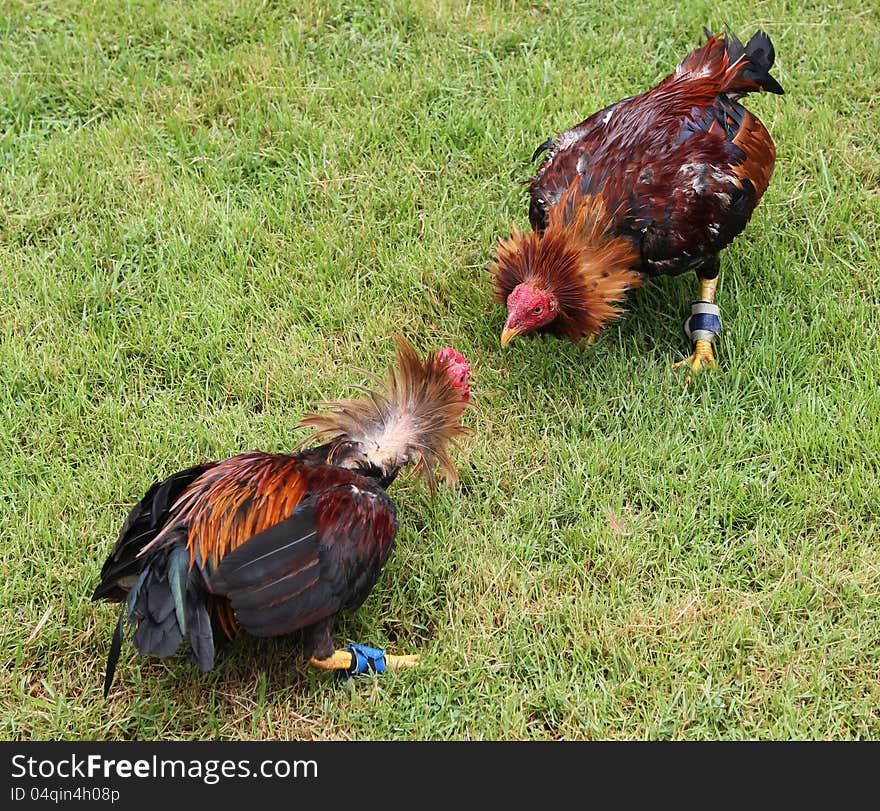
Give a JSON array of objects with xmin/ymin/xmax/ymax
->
[
  {"xmin": 492, "ymin": 29, "xmax": 783, "ymax": 372},
  {"xmin": 92, "ymin": 341, "xmax": 471, "ymax": 696}
]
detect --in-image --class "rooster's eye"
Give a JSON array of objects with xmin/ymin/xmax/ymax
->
[{"xmin": 532, "ymin": 305, "xmax": 543, "ymax": 315}]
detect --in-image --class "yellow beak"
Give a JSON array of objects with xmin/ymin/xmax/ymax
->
[{"xmin": 500, "ymin": 326, "xmax": 521, "ymax": 347}]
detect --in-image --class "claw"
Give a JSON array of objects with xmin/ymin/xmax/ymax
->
[{"xmin": 673, "ymin": 339, "xmax": 716, "ymax": 381}]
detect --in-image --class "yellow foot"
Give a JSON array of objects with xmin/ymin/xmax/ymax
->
[
  {"xmin": 577, "ymin": 333, "xmax": 598, "ymax": 349},
  {"xmin": 309, "ymin": 650, "xmax": 419, "ymax": 672},
  {"xmin": 673, "ymin": 339, "xmax": 716, "ymax": 377}
]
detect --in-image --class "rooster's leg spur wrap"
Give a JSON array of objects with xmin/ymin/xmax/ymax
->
[
  {"xmin": 675, "ymin": 299, "xmax": 721, "ymax": 374},
  {"xmin": 345, "ymin": 643, "xmax": 387, "ymax": 676},
  {"xmin": 684, "ymin": 300, "xmax": 722, "ymax": 345},
  {"xmin": 310, "ymin": 644, "xmax": 418, "ymax": 677}
]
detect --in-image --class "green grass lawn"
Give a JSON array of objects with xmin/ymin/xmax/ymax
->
[{"xmin": 2, "ymin": 0, "xmax": 879, "ymax": 740}]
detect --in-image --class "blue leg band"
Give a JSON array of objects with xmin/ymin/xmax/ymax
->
[
  {"xmin": 342, "ymin": 643, "xmax": 387, "ymax": 678},
  {"xmin": 684, "ymin": 300, "xmax": 721, "ymax": 344}
]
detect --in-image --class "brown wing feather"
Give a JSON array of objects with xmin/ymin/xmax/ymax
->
[
  {"xmin": 138, "ymin": 452, "xmax": 311, "ymax": 571},
  {"xmin": 209, "ymin": 477, "xmax": 398, "ymax": 640},
  {"xmin": 730, "ymin": 110, "xmax": 776, "ymax": 201}
]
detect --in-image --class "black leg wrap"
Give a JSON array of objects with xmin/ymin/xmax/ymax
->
[{"xmin": 684, "ymin": 301, "xmax": 721, "ymax": 345}]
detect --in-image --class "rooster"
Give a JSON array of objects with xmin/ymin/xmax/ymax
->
[
  {"xmin": 492, "ymin": 29, "xmax": 783, "ymax": 372},
  {"xmin": 92, "ymin": 340, "xmax": 471, "ymax": 696}
]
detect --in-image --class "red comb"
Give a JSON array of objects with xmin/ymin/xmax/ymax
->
[{"xmin": 436, "ymin": 347, "xmax": 471, "ymax": 402}]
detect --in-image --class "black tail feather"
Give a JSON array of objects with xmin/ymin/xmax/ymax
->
[
  {"xmin": 94, "ymin": 463, "xmax": 220, "ymax": 694},
  {"xmin": 92, "ymin": 464, "xmax": 209, "ymax": 602},
  {"xmin": 724, "ymin": 29, "xmax": 785, "ymax": 95},
  {"xmin": 132, "ymin": 605, "xmax": 184, "ymax": 658},
  {"xmin": 742, "ymin": 30, "xmax": 784, "ymax": 94},
  {"xmin": 186, "ymin": 586, "xmax": 215, "ymax": 672},
  {"xmin": 531, "ymin": 138, "xmax": 554, "ymax": 163},
  {"xmin": 126, "ymin": 543, "xmax": 216, "ymax": 672}
]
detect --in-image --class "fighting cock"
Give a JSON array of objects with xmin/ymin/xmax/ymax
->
[
  {"xmin": 93, "ymin": 340, "xmax": 471, "ymax": 696},
  {"xmin": 492, "ymin": 29, "xmax": 783, "ymax": 372}
]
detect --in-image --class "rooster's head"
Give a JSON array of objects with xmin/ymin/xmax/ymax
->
[
  {"xmin": 491, "ymin": 192, "xmax": 643, "ymax": 347},
  {"xmin": 500, "ymin": 282, "xmax": 560, "ymax": 346},
  {"xmin": 298, "ymin": 339, "xmax": 472, "ymax": 488}
]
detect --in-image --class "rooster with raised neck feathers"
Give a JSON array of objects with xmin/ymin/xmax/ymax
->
[
  {"xmin": 93, "ymin": 340, "xmax": 471, "ymax": 695},
  {"xmin": 492, "ymin": 29, "xmax": 783, "ymax": 373}
]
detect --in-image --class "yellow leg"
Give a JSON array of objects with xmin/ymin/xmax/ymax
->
[
  {"xmin": 309, "ymin": 651, "xmax": 419, "ymax": 672},
  {"xmin": 577, "ymin": 333, "xmax": 598, "ymax": 349},
  {"xmin": 698, "ymin": 275, "xmax": 718, "ymax": 308},
  {"xmin": 384, "ymin": 654, "xmax": 419, "ymax": 669},
  {"xmin": 674, "ymin": 276, "xmax": 718, "ymax": 376},
  {"xmin": 309, "ymin": 651, "xmax": 355, "ymax": 671}
]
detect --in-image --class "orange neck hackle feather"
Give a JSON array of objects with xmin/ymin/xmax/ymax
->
[
  {"xmin": 297, "ymin": 337, "xmax": 470, "ymax": 488},
  {"xmin": 492, "ymin": 191, "xmax": 644, "ymax": 342}
]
